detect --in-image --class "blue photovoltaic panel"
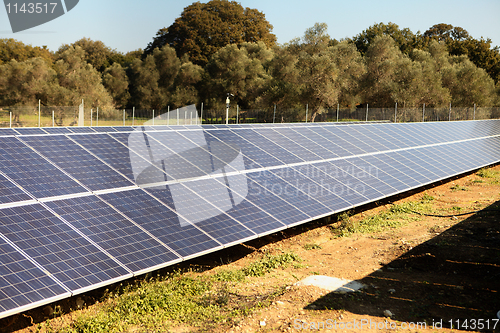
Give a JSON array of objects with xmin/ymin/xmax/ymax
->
[
  {"xmin": 42, "ymin": 127, "xmax": 72, "ymax": 134},
  {"xmin": 145, "ymin": 180, "xmax": 257, "ymax": 245},
  {"xmin": 0, "ymin": 128, "xmax": 17, "ymax": 136},
  {"xmin": 98, "ymin": 189, "xmax": 221, "ymax": 258},
  {"xmin": 271, "ymin": 127, "xmax": 337, "ymax": 160},
  {"xmin": 0, "ymin": 174, "xmax": 32, "ymax": 204},
  {"xmin": 0, "ymin": 204, "xmax": 129, "ymax": 292},
  {"xmin": 0, "ymin": 119, "xmax": 500, "ymax": 320},
  {"xmin": 20, "ymin": 136, "xmax": 134, "ymax": 191},
  {"xmin": 12, "ymin": 128, "xmax": 46, "ymax": 135},
  {"xmin": 0, "ymin": 137, "xmax": 88, "ymax": 199},
  {"xmin": 205, "ymin": 129, "xmax": 282, "ymax": 168},
  {"xmin": 46, "ymin": 196, "xmax": 180, "ymax": 272},
  {"xmin": 90, "ymin": 127, "xmax": 118, "ymax": 133},
  {"xmin": 232, "ymin": 129, "xmax": 304, "ymax": 165},
  {"xmin": 0, "ymin": 236, "xmax": 68, "ymax": 315},
  {"xmin": 68, "ymin": 133, "xmax": 166, "ymax": 185},
  {"xmin": 252, "ymin": 128, "xmax": 321, "ymax": 162},
  {"xmin": 111, "ymin": 126, "xmax": 137, "ymax": 132},
  {"xmin": 67, "ymin": 127, "xmax": 96, "ymax": 133}
]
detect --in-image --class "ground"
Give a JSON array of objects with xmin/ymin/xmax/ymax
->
[{"xmin": 2, "ymin": 165, "xmax": 500, "ymax": 333}]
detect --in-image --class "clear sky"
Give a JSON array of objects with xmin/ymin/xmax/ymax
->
[{"xmin": 1, "ymin": 0, "xmax": 499, "ymax": 53}]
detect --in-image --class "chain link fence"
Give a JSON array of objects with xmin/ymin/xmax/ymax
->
[{"xmin": 1, "ymin": 104, "xmax": 499, "ymax": 128}]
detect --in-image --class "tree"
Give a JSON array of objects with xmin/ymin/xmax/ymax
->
[
  {"xmin": 128, "ymin": 45, "xmax": 203, "ymax": 109},
  {"xmin": 0, "ymin": 38, "xmax": 53, "ymax": 65},
  {"xmin": 290, "ymin": 23, "xmax": 339, "ymax": 122},
  {"xmin": 442, "ymin": 56, "xmax": 496, "ymax": 106},
  {"xmin": 203, "ymin": 42, "xmax": 272, "ymax": 109},
  {"xmin": 144, "ymin": 0, "xmax": 276, "ymax": 66},
  {"xmin": 361, "ymin": 35, "xmax": 403, "ymax": 107},
  {"xmin": 53, "ymin": 46, "xmax": 114, "ymax": 108},
  {"xmin": 330, "ymin": 41, "xmax": 366, "ymax": 107},
  {"xmin": 424, "ymin": 24, "xmax": 500, "ymax": 83},
  {"xmin": 351, "ymin": 22, "xmax": 422, "ymax": 56},
  {"xmin": 102, "ymin": 63, "xmax": 130, "ymax": 108},
  {"xmin": 423, "ymin": 23, "xmax": 470, "ymax": 42},
  {"xmin": 57, "ymin": 38, "xmax": 132, "ymax": 72},
  {"xmin": 0, "ymin": 57, "xmax": 55, "ymax": 106}
]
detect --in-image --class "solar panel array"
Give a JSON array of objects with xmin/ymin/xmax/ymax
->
[{"xmin": 0, "ymin": 119, "xmax": 499, "ymax": 319}]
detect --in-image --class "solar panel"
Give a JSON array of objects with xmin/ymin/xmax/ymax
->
[
  {"xmin": 41, "ymin": 127, "xmax": 72, "ymax": 134},
  {"xmin": 45, "ymin": 196, "xmax": 180, "ymax": 273},
  {"xmin": 98, "ymin": 189, "xmax": 222, "ymax": 258},
  {"xmin": 0, "ymin": 174, "xmax": 32, "ymax": 205},
  {"xmin": 0, "ymin": 129, "xmax": 17, "ymax": 136},
  {"xmin": 0, "ymin": 119, "xmax": 500, "ymax": 319},
  {"xmin": 0, "ymin": 235, "xmax": 69, "ymax": 316},
  {"xmin": 0, "ymin": 137, "xmax": 88, "ymax": 199},
  {"xmin": 19, "ymin": 136, "xmax": 134, "ymax": 191},
  {"xmin": 0, "ymin": 204, "xmax": 130, "ymax": 292},
  {"xmin": 12, "ymin": 128, "xmax": 46, "ymax": 135}
]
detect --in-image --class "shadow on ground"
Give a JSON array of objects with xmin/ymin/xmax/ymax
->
[{"xmin": 306, "ymin": 200, "xmax": 500, "ymax": 330}]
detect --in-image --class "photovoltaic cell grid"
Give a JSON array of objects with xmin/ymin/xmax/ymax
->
[{"xmin": 0, "ymin": 119, "xmax": 499, "ymax": 319}]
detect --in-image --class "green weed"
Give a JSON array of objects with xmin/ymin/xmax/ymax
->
[
  {"xmin": 303, "ymin": 243, "xmax": 322, "ymax": 250},
  {"xmin": 332, "ymin": 195, "xmax": 433, "ymax": 237},
  {"xmin": 450, "ymin": 184, "xmax": 468, "ymax": 191},
  {"xmin": 63, "ymin": 252, "xmax": 301, "ymax": 332}
]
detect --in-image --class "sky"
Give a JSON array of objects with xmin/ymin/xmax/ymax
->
[{"xmin": 1, "ymin": 0, "xmax": 499, "ymax": 53}]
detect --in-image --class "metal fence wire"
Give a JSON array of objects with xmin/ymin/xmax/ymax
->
[{"xmin": 0, "ymin": 104, "xmax": 499, "ymax": 128}]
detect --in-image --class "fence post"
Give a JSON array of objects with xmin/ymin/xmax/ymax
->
[
  {"xmin": 96, "ymin": 107, "xmax": 99, "ymax": 126},
  {"xmin": 236, "ymin": 105, "xmax": 239, "ymax": 124},
  {"xmin": 9, "ymin": 112, "xmax": 12, "ymax": 128},
  {"xmin": 473, "ymin": 103, "xmax": 476, "ymax": 120},
  {"xmin": 177, "ymin": 108, "xmax": 179, "ymax": 125},
  {"xmin": 449, "ymin": 103, "xmax": 451, "ymax": 121},
  {"xmin": 90, "ymin": 109, "xmax": 93, "ymax": 127},
  {"xmin": 38, "ymin": 99, "xmax": 41, "ymax": 127},
  {"xmin": 201, "ymin": 103, "xmax": 204, "ymax": 124},
  {"xmin": 132, "ymin": 107, "xmax": 135, "ymax": 126},
  {"xmin": 152, "ymin": 109, "xmax": 155, "ymax": 125},
  {"xmin": 336, "ymin": 104, "xmax": 339, "ymax": 122},
  {"xmin": 273, "ymin": 104, "xmax": 276, "ymax": 123},
  {"xmin": 366, "ymin": 104, "xmax": 369, "ymax": 122},
  {"xmin": 422, "ymin": 103, "xmax": 425, "ymax": 122},
  {"xmin": 305, "ymin": 104, "xmax": 308, "ymax": 123},
  {"xmin": 123, "ymin": 109, "xmax": 126, "ymax": 126},
  {"xmin": 395, "ymin": 103, "xmax": 397, "ymax": 123},
  {"xmin": 52, "ymin": 110, "xmax": 55, "ymax": 127}
]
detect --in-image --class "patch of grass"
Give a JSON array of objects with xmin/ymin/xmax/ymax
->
[
  {"xmin": 332, "ymin": 195, "xmax": 433, "ymax": 237},
  {"xmin": 58, "ymin": 252, "xmax": 301, "ymax": 332},
  {"xmin": 450, "ymin": 184, "xmax": 469, "ymax": 192},
  {"xmin": 476, "ymin": 168, "xmax": 496, "ymax": 178},
  {"xmin": 242, "ymin": 252, "xmax": 301, "ymax": 277},
  {"xmin": 303, "ymin": 243, "xmax": 322, "ymax": 250}
]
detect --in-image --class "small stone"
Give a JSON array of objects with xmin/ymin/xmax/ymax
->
[
  {"xmin": 260, "ymin": 320, "xmax": 266, "ymax": 327},
  {"xmin": 383, "ymin": 310, "xmax": 393, "ymax": 317},
  {"xmin": 388, "ymin": 289, "xmax": 396, "ymax": 294},
  {"xmin": 43, "ymin": 305, "xmax": 53, "ymax": 316},
  {"xmin": 276, "ymin": 301, "xmax": 284, "ymax": 305},
  {"xmin": 76, "ymin": 297, "xmax": 84, "ymax": 309}
]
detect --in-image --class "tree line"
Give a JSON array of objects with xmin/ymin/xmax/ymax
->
[{"xmin": 0, "ymin": 0, "xmax": 499, "ymax": 122}]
